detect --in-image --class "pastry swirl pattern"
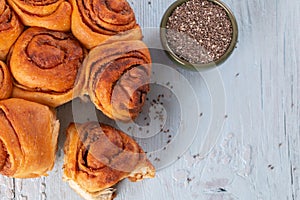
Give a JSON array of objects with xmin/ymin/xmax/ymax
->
[
  {"xmin": 0, "ymin": 98, "xmax": 59, "ymax": 178},
  {"xmin": 0, "ymin": 61, "xmax": 12, "ymax": 99},
  {"xmin": 70, "ymin": 0, "xmax": 142, "ymax": 49},
  {"xmin": 80, "ymin": 40, "xmax": 152, "ymax": 121},
  {"xmin": 0, "ymin": 0, "xmax": 23, "ymax": 60},
  {"xmin": 7, "ymin": 0, "xmax": 71, "ymax": 31},
  {"xmin": 8, "ymin": 27, "xmax": 86, "ymax": 107},
  {"xmin": 63, "ymin": 122, "xmax": 155, "ymax": 200}
]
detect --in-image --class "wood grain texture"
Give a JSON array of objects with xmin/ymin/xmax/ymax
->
[{"xmin": 0, "ymin": 0, "xmax": 299, "ymax": 199}]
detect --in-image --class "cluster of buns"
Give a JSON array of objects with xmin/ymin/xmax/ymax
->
[{"xmin": 0, "ymin": 0, "xmax": 154, "ymax": 199}]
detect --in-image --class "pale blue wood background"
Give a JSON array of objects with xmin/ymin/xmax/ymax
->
[{"xmin": 0, "ymin": 0, "xmax": 299, "ymax": 199}]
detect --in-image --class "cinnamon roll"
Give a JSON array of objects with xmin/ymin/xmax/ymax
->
[
  {"xmin": 70, "ymin": 0, "xmax": 142, "ymax": 49},
  {"xmin": 80, "ymin": 40, "xmax": 151, "ymax": 121},
  {"xmin": 8, "ymin": 27, "xmax": 86, "ymax": 107},
  {"xmin": 0, "ymin": 98, "xmax": 60, "ymax": 178},
  {"xmin": 7, "ymin": 0, "xmax": 71, "ymax": 31},
  {"xmin": 63, "ymin": 122, "xmax": 155, "ymax": 200},
  {"xmin": 0, "ymin": 61, "xmax": 12, "ymax": 99},
  {"xmin": 0, "ymin": 0, "xmax": 23, "ymax": 60}
]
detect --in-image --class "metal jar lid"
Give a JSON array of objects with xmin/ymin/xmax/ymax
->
[{"xmin": 160, "ymin": 0, "xmax": 238, "ymax": 70}]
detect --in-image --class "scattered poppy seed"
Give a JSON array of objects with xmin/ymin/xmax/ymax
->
[
  {"xmin": 193, "ymin": 154, "xmax": 200, "ymax": 158},
  {"xmin": 187, "ymin": 177, "xmax": 193, "ymax": 183},
  {"xmin": 218, "ymin": 188, "xmax": 227, "ymax": 192},
  {"xmin": 268, "ymin": 164, "xmax": 275, "ymax": 170}
]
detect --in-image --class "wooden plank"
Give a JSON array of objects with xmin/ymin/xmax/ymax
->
[
  {"xmin": 1, "ymin": 0, "xmax": 299, "ymax": 199},
  {"xmin": 0, "ymin": 176, "xmax": 14, "ymax": 200}
]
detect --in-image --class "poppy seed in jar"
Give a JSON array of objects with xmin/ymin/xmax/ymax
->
[{"xmin": 166, "ymin": 0, "xmax": 233, "ymax": 64}]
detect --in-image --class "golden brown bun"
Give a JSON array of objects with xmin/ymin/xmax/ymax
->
[
  {"xmin": 0, "ymin": 0, "xmax": 24, "ymax": 60},
  {"xmin": 80, "ymin": 40, "xmax": 151, "ymax": 122},
  {"xmin": 0, "ymin": 61, "xmax": 12, "ymax": 99},
  {"xmin": 7, "ymin": 0, "xmax": 71, "ymax": 31},
  {"xmin": 0, "ymin": 98, "xmax": 60, "ymax": 178},
  {"xmin": 63, "ymin": 122, "xmax": 155, "ymax": 200},
  {"xmin": 70, "ymin": 0, "xmax": 142, "ymax": 49},
  {"xmin": 8, "ymin": 27, "xmax": 86, "ymax": 107}
]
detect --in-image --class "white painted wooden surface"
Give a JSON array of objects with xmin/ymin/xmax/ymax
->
[{"xmin": 1, "ymin": 0, "xmax": 300, "ymax": 199}]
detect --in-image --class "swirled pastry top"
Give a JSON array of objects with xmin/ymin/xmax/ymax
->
[
  {"xmin": 70, "ymin": 0, "xmax": 142, "ymax": 49},
  {"xmin": 0, "ymin": 98, "xmax": 59, "ymax": 178},
  {"xmin": 9, "ymin": 27, "xmax": 85, "ymax": 93},
  {"xmin": 7, "ymin": 0, "xmax": 71, "ymax": 31},
  {"xmin": 0, "ymin": 0, "xmax": 24, "ymax": 60},
  {"xmin": 63, "ymin": 122, "xmax": 155, "ymax": 199},
  {"xmin": 81, "ymin": 40, "xmax": 151, "ymax": 121},
  {"xmin": 0, "ymin": 61, "xmax": 12, "ymax": 99}
]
